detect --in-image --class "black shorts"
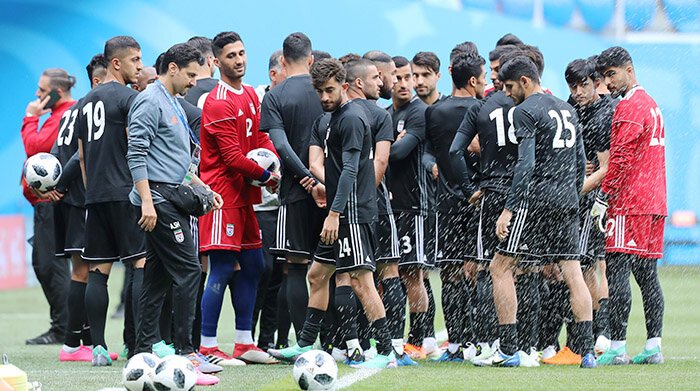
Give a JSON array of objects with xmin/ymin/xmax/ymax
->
[
  {"xmin": 436, "ymin": 203, "xmax": 478, "ymax": 264},
  {"xmin": 496, "ymin": 201, "xmax": 580, "ymax": 263},
  {"xmin": 83, "ymin": 201, "xmax": 147, "ymax": 263},
  {"xmin": 376, "ymin": 213, "xmax": 400, "ymax": 263},
  {"xmin": 54, "ymin": 203, "xmax": 86, "ymax": 258},
  {"xmin": 313, "ymin": 223, "xmax": 376, "ymax": 273},
  {"xmin": 394, "ymin": 211, "xmax": 426, "ymax": 267},
  {"xmin": 579, "ymin": 193, "xmax": 605, "ymax": 267},
  {"xmin": 272, "ymin": 197, "xmax": 325, "ymax": 258},
  {"xmin": 424, "ymin": 212, "xmax": 437, "ymax": 267},
  {"xmin": 477, "ymin": 190, "xmax": 508, "ymax": 263}
]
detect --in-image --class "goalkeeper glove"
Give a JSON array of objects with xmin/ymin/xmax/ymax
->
[{"xmin": 590, "ymin": 192, "xmax": 608, "ymax": 233}]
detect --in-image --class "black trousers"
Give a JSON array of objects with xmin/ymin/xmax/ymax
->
[
  {"xmin": 135, "ymin": 201, "xmax": 201, "ymax": 355},
  {"xmin": 32, "ymin": 202, "xmax": 70, "ymax": 335},
  {"xmin": 253, "ymin": 210, "xmax": 282, "ymax": 346}
]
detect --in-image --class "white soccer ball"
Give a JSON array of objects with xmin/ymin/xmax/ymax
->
[
  {"xmin": 293, "ymin": 350, "xmax": 338, "ymax": 390},
  {"xmin": 23, "ymin": 152, "xmax": 62, "ymax": 192},
  {"xmin": 246, "ymin": 148, "xmax": 281, "ymax": 187},
  {"xmin": 152, "ymin": 355, "xmax": 197, "ymax": 391},
  {"xmin": 122, "ymin": 352, "xmax": 160, "ymax": 391}
]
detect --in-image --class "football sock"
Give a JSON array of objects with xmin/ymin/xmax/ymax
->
[
  {"xmin": 631, "ymin": 258, "xmax": 664, "ymax": 340},
  {"xmin": 320, "ymin": 277, "xmax": 336, "ymax": 349},
  {"xmin": 236, "ymin": 330, "xmax": 254, "ymax": 345},
  {"xmin": 200, "ymin": 336, "xmax": 218, "ymax": 348},
  {"xmin": 233, "ymin": 249, "xmax": 265, "ymax": 331},
  {"xmin": 460, "ymin": 278, "xmax": 475, "ymax": 345},
  {"xmin": 346, "ymin": 338, "xmax": 362, "ymax": 354},
  {"xmin": 299, "ymin": 307, "xmax": 325, "ymax": 347},
  {"xmin": 287, "ymin": 263, "xmax": 309, "ymax": 339},
  {"xmin": 371, "ymin": 317, "xmax": 392, "ymax": 356},
  {"xmin": 276, "ymin": 275, "xmax": 291, "ymax": 347},
  {"xmin": 62, "ymin": 345, "xmax": 80, "ymax": 353},
  {"xmin": 516, "ymin": 273, "xmax": 541, "ymax": 349},
  {"xmin": 441, "ymin": 279, "xmax": 462, "ymax": 346},
  {"xmin": 607, "ymin": 253, "xmax": 633, "ymax": 341},
  {"xmin": 645, "ymin": 337, "xmax": 661, "ymax": 350},
  {"xmin": 475, "ymin": 270, "xmax": 498, "ymax": 344},
  {"xmin": 201, "ymin": 251, "xmax": 237, "ymax": 338},
  {"xmin": 538, "ymin": 280, "xmax": 566, "ymax": 350},
  {"xmin": 569, "ymin": 320, "xmax": 594, "ymax": 356},
  {"xmin": 192, "ymin": 271, "xmax": 207, "ymax": 349},
  {"xmin": 381, "ymin": 277, "xmax": 406, "ymax": 340},
  {"xmin": 448, "ymin": 343, "xmax": 460, "ymax": 354},
  {"xmin": 131, "ymin": 267, "xmax": 144, "ymax": 335},
  {"xmin": 407, "ymin": 312, "xmax": 419, "ymax": 346},
  {"xmin": 81, "ymin": 324, "xmax": 92, "ymax": 347},
  {"xmin": 334, "ymin": 285, "xmax": 358, "ymax": 343},
  {"xmin": 65, "ymin": 280, "xmax": 87, "ymax": 348},
  {"xmin": 123, "ymin": 266, "xmax": 135, "ymax": 353},
  {"xmin": 424, "ymin": 277, "xmax": 436, "ymax": 338},
  {"xmin": 392, "ymin": 339, "xmax": 405, "ymax": 355},
  {"xmin": 498, "ymin": 323, "xmax": 518, "ymax": 356},
  {"xmin": 85, "ymin": 270, "xmax": 109, "ymax": 349},
  {"xmin": 594, "ymin": 298, "xmax": 610, "ymax": 338}
]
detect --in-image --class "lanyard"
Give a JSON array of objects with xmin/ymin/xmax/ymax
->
[{"xmin": 155, "ymin": 80, "xmax": 199, "ymax": 146}]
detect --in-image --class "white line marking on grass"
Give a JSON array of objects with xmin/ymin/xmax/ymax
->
[
  {"xmin": 335, "ymin": 368, "xmax": 381, "ymax": 389},
  {"xmin": 97, "ymin": 388, "xmax": 125, "ymax": 391}
]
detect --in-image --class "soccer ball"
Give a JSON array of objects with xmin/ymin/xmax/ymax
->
[
  {"xmin": 122, "ymin": 352, "xmax": 160, "ymax": 391},
  {"xmin": 152, "ymin": 355, "xmax": 197, "ymax": 391},
  {"xmin": 246, "ymin": 148, "xmax": 281, "ymax": 187},
  {"xmin": 293, "ymin": 350, "xmax": 338, "ymax": 390},
  {"xmin": 23, "ymin": 152, "xmax": 62, "ymax": 191}
]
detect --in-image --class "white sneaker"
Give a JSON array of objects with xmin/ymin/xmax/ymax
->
[
  {"xmin": 541, "ymin": 345, "xmax": 557, "ymax": 360},
  {"xmin": 471, "ymin": 343, "xmax": 494, "ymax": 364},
  {"xmin": 364, "ymin": 346, "xmax": 377, "ymax": 360},
  {"xmin": 528, "ymin": 347, "xmax": 541, "ymax": 364},
  {"xmin": 463, "ymin": 343, "xmax": 478, "ymax": 361},
  {"xmin": 473, "ymin": 348, "xmax": 506, "ymax": 367},
  {"xmin": 422, "ymin": 339, "xmax": 442, "ymax": 359},
  {"xmin": 331, "ymin": 347, "xmax": 346, "ymax": 362},
  {"xmin": 594, "ymin": 335, "xmax": 611, "ymax": 356},
  {"xmin": 518, "ymin": 349, "xmax": 540, "ymax": 367}
]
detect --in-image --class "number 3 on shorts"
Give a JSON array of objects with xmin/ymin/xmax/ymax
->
[{"xmin": 400, "ymin": 235, "xmax": 413, "ymax": 254}]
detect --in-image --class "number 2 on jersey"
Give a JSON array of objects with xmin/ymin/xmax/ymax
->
[
  {"xmin": 649, "ymin": 107, "xmax": 664, "ymax": 146},
  {"xmin": 549, "ymin": 109, "xmax": 576, "ymax": 149},
  {"xmin": 489, "ymin": 107, "xmax": 517, "ymax": 146},
  {"xmin": 83, "ymin": 101, "xmax": 106, "ymax": 142}
]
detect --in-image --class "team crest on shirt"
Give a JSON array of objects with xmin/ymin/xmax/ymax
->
[
  {"xmin": 397, "ymin": 120, "xmax": 405, "ymax": 133},
  {"xmin": 226, "ymin": 223, "xmax": 235, "ymax": 237}
]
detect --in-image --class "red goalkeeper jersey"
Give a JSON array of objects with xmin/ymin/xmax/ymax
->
[
  {"xmin": 201, "ymin": 81, "xmax": 277, "ymax": 208},
  {"xmin": 602, "ymin": 86, "xmax": 667, "ymax": 216}
]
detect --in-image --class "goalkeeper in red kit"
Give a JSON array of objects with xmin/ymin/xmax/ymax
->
[{"xmin": 592, "ymin": 46, "xmax": 666, "ymax": 366}]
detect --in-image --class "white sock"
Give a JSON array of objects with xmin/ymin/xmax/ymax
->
[
  {"xmin": 236, "ymin": 330, "xmax": 254, "ymax": 345},
  {"xmin": 84, "ymin": 345, "xmax": 93, "ymax": 350},
  {"xmin": 423, "ymin": 337, "xmax": 437, "ymax": 349},
  {"xmin": 201, "ymin": 336, "xmax": 218, "ymax": 348},
  {"xmin": 610, "ymin": 340, "xmax": 626, "ymax": 351},
  {"xmin": 62, "ymin": 345, "xmax": 80, "ymax": 353},
  {"xmin": 645, "ymin": 337, "xmax": 661, "ymax": 350},
  {"xmin": 391, "ymin": 339, "xmax": 404, "ymax": 355},
  {"xmin": 346, "ymin": 339, "xmax": 362, "ymax": 354},
  {"xmin": 448, "ymin": 343, "xmax": 460, "ymax": 354}
]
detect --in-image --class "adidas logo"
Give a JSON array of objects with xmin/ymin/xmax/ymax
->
[
  {"xmin": 519, "ymin": 244, "xmax": 529, "ymax": 251},
  {"xmin": 365, "ymin": 256, "xmax": 372, "ymax": 263},
  {"xmin": 627, "ymin": 239, "xmax": 637, "ymax": 247},
  {"xmin": 237, "ymin": 108, "xmax": 244, "ymax": 117}
]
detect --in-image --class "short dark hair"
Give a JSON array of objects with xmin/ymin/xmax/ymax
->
[
  {"xmin": 43, "ymin": 68, "xmax": 76, "ymax": 91},
  {"xmin": 154, "ymin": 53, "xmax": 166, "ymax": 75},
  {"xmin": 104, "ymin": 35, "xmax": 140, "ymax": 61},
  {"xmin": 489, "ymin": 44, "xmax": 518, "ymax": 62},
  {"xmin": 518, "ymin": 44, "xmax": 545, "ymax": 76},
  {"xmin": 339, "ymin": 53, "xmax": 362, "ymax": 65},
  {"xmin": 310, "ymin": 58, "xmax": 346, "ymax": 89},
  {"xmin": 212, "ymin": 31, "xmax": 243, "ymax": 58},
  {"xmin": 313, "ymin": 50, "xmax": 332, "ymax": 61},
  {"xmin": 86, "ymin": 54, "xmax": 107, "ymax": 82},
  {"xmin": 596, "ymin": 46, "xmax": 633, "ymax": 72},
  {"xmin": 392, "ymin": 55, "xmax": 410, "ymax": 69},
  {"xmin": 162, "ymin": 43, "xmax": 205, "ymax": 73},
  {"xmin": 344, "ymin": 58, "xmax": 374, "ymax": 83},
  {"xmin": 268, "ymin": 49, "xmax": 283, "ymax": 71},
  {"xmin": 187, "ymin": 36, "xmax": 214, "ymax": 57},
  {"xmin": 283, "ymin": 32, "xmax": 312, "ymax": 63},
  {"xmin": 363, "ymin": 50, "xmax": 393, "ymax": 64},
  {"xmin": 451, "ymin": 53, "xmax": 485, "ymax": 89},
  {"xmin": 450, "ymin": 41, "xmax": 479, "ymax": 63},
  {"xmin": 496, "ymin": 33, "xmax": 523, "ymax": 47},
  {"xmin": 412, "ymin": 51, "xmax": 440, "ymax": 73},
  {"xmin": 499, "ymin": 56, "xmax": 540, "ymax": 84},
  {"xmin": 565, "ymin": 58, "xmax": 600, "ymax": 85}
]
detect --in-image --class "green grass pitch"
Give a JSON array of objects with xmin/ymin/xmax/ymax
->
[{"xmin": 1, "ymin": 266, "xmax": 699, "ymax": 390}]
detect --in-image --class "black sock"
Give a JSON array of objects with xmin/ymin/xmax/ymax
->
[
  {"xmin": 85, "ymin": 270, "xmax": 109, "ymax": 349},
  {"xmin": 299, "ymin": 307, "xmax": 325, "ymax": 347},
  {"xmin": 570, "ymin": 321, "xmax": 594, "ymax": 356},
  {"xmin": 498, "ymin": 323, "xmax": 518, "ymax": 356},
  {"xmin": 356, "ymin": 293, "xmax": 371, "ymax": 351},
  {"xmin": 192, "ymin": 271, "xmax": 206, "ymax": 349},
  {"xmin": 287, "ymin": 263, "xmax": 309, "ymax": 339},
  {"xmin": 320, "ymin": 278, "xmax": 336, "ymax": 350},
  {"xmin": 594, "ymin": 298, "xmax": 610, "ymax": 338},
  {"xmin": 516, "ymin": 273, "xmax": 541, "ymax": 349},
  {"xmin": 460, "ymin": 278, "xmax": 475, "ymax": 345},
  {"xmin": 371, "ymin": 317, "xmax": 392, "ymax": 356},
  {"xmin": 65, "ymin": 281, "xmax": 87, "ymax": 348},
  {"xmin": 607, "ymin": 253, "xmax": 633, "ymax": 341},
  {"xmin": 631, "ymin": 258, "xmax": 664, "ymax": 339},
  {"xmin": 475, "ymin": 270, "xmax": 498, "ymax": 344},
  {"xmin": 276, "ymin": 275, "xmax": 291, "ymax": 347},
  {"xmin": 407, "ymin": 312, "xmax": 419, "ymax": 346},
  {"xmin": 381, "ymin": 277, "xmax": 406, "ymax": 340},
  {"xmin": 424, "ymin": 278, "xmax": 436, "ymax": 338},
  {"xmin": 538, "ymin": 280, "xmax": 566, "ymax": 350},
  {"xmin": 441, "ymin": 279, "xmax": 462, "ymax": 344},
  {"xmin": 334, "ymin": 286, "xmax": 358, "ymax": 344},
  {"xmin": 131, "ymin": 267, "xmax": 144, "ymax": 338}
]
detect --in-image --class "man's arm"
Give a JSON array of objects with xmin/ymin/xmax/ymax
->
[
  {"xmin": 269, "ymin": 128, "xmax": 316, "ymax": 181},
  {"xmin": 56, "ymin": 151, "xmax": 81, "ymax": 190},
  {"xmin": 78, "ymin": 139, "xmax": 87, "ymax": 189},
  {"xmin": 449, "ymin": 103, "xmax": 480, "ymax": 195},
  {"xmin": 373, "ymin": 140, "xmax": 390, "ymax": 187},
  {"xmin": 309, "ymin": 145, "xmax": 325, "ymax": 183},
  {"xmin": 582, "ymin": 150, "xmax": 608, "ymax": 195}
]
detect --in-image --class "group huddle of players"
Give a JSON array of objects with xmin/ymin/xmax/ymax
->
[{"xmin": 36, "ymin": 28, "xmax": 666, "ymax": 383}]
